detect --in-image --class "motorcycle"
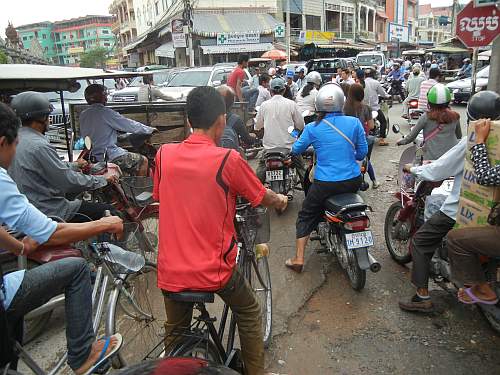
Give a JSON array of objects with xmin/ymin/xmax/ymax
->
[
  {"xmin": 264, "ymin": 148, "xmax": 299, "ymax": 206},
  {"xmin": 387, "ymin": 77, "xmax": 406, "ymax": 103},
  {"xmin": 405, "ymin": 98, "xmax": 424, "ymax": 128}
]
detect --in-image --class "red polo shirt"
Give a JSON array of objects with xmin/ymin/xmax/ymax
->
[{"xmin": 153, "ymin": 133, "xmax": 266, "ymax": 292}]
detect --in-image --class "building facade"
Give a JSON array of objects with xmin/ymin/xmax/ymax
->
[
  {"xmin": 418, "ymin": 4, "xmax": 453, "ymax": 46},
  {"xmin": 16, "ymin": 15, "xmax": 115, "ymax": 66},
  {"xmin": 109, "ymin": 0, "xmax": 138, "ymax": 66},
  {"xmin": 1, "ymin": 24, "xmax": 48, "ymax": 65}
]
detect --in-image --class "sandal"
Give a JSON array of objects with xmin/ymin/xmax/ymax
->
[
  {"xmin": 378, "ymin": 140, "xmax": 389, "ymax": 146},
  {"xmin": 458, "ymin": 288, "xmax": 499, "ymax": 305},
  {"xmin": 76, "ymin": 334, "xmax": 123, "ymax": 375},
  {"xmin": 285, "ymin": 258, "xmax": 303, "ymax": 273}
]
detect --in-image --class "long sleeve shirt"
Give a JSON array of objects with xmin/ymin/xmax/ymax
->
[
  {"xmin": 8, "ymin": 127, "xmax": 107, "ymax": 221},
  {"xmin": 292, "ymin": 113, "xmax": 368, "ymax": 182},
  {"xmin": 410, "ymin": 137, "xmax": 467, "ymax": 220},
  {"xmin": 418, "ymin": 78, "xmax": 438, "ymax": 110},
  {"xmin": 0, "ymin": 167, "xmax": 57, "ymax": 309},
  {"xmin": 79, "ymin": 103, "xmax": 155, "ymax": 162},
  {"xmin": 364, "ymin": 77, "xmax": 388, "ymax": 112},
  {"xmin": 406, "ymin": 75, "xmax": 425, "ymax": 99},
  {"xmin": 471, "ymin": 143, "xmax": 500, "ymax": 186}
]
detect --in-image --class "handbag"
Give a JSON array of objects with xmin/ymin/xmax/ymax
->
[{"xmin": 488, "ymin": 202, "xmax": 500, "ymax": 226}]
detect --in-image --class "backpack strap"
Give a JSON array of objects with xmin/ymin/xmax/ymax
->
[
  {"xmin": 424, "ymin": 123, "xmax": 444, "ymax": 143},
  {"xmin": 322, "ymin": 119, "xmax": 355, "ymax": 149}
]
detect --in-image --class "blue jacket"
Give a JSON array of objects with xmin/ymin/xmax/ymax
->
[
  {"xmin": 292, "ymin": 113, "xmax": 368, "ymax": 182},
  {"xmin": 388, "ymin": 68, "xmax": 404, "ymax": 81}
]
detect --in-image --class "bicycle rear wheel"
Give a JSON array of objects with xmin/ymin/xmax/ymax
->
[
  {"xmin": 110, "ymin": 263, "xmax": 166, "ymax": 366},
  {"xmin": 249, "ymin": 254, "xmax": 272, "ymax": 348}
]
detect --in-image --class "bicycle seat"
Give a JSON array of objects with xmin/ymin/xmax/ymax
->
[
  {"xmin": 264, "ymin": 148, "xmax": 290, "ymax": 158},
  {"xmin": 166, "ymin": 291, "xmax": 215, "ymax": 303},
  {"xmin": 325, "ymin": 193, "xmax": 367, "ymax": 214}
]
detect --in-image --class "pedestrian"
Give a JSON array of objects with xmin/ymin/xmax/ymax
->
[{"xmin": 228, "ymin": 54, "xmax": 258, "ymax": 111}]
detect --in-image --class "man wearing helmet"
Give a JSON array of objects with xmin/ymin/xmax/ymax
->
[
  {"xmin": 80, "ymin": 83, "xmax": 156, "ymax": 177},
  {"xmin": 398, "ymin": 91, "xmax": 499, "ymax": 313},
  {"xmin": 255, "ymin": 77, "xmax": 305, "ymax": 183},
  {"xmin": 458, "ymin": 58, "xmax": 472, "ymax": 79},
  {"xmin": 295, "ymin": 67, "xmax": 307, "ymax": 90},
  {"xmin": 295, "ymin": 71, "xmax": 322, "ymax": 115},
  {"xmin": 9, "ymin": 91, "xmax": 118, "ymax": 222},
  {"xmin": 401, "ymin": 65, "xmax": 426, "ymax": 117}
]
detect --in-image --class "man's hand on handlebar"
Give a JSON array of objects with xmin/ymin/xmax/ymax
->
[
  {"xmin": 403, "ymin": 163, "xmax": 413, "ymax": 173},
  {"xmin": 276, "ymin": 193, "xmax": 288, "ymax": 213},
  {"xmin": 22, "ymin": 236, "xmax": 40, "ymax": 256},
  {"xmin": 98, "ymin": 216, "xmax": 124, "ymax": 237},
  {"xmin": 76, "ymin": 158, "xmax": 89, "ymax": 169}
]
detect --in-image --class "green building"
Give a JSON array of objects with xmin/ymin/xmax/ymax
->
[{"xmin": 17, "ymin": 15, "xmax": 116, "ymax": 66}]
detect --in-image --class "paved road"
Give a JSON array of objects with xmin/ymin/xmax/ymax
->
[{"xmin": 21, "ymin": 103, "xmax": 500, "ymax": 375}]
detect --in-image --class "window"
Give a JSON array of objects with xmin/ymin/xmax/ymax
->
[
  {"xmin": 29, "ymin": 36, "xmax": 33, "ymax": 40},
  {"xmin": 23, "ymin": 36, "xmax": 27, "ymax": 41},
  {"xmin": 102, "ymin": 29, "xmax": 110, "ymax": 34},
  {"xmin": 326, "ymin": 11, "xmax": 340, "ymax": 31},
  {"xmin": 104, "ymin": 42, "xmax": 110, "ymax": 47},
  {"xmin": 63, "ymin": 35, "xmax": 66, "ymax": 39},
  {"xmin": 42, "ymin": 34, "xmax": 47, "ymax": 39},
  {"xmin": 35, "ymin": 31, "xmax": 38, "ymax": 38},
  {"xmin": 342, "ymin": 13, "xmax": 354, "ymax": 34},
  {"xmin": 44, "ymin": 47, "xmax": 48, "ymax": 52},
  {"xmin": 155, "ymin": 1, "xmax": 159, "ymax": 15},
  {"xmin": 306, "ymin": 15, "xmax": 321, "ymax": 30}
]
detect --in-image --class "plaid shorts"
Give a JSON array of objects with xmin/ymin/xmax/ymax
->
[{"xmin": 112, "ymin": 152, "xmax": 143, "ymax": 176}]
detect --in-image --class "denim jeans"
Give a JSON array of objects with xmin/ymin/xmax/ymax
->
[
  {"xmin": 242, "ymin": 86, "xmax": 259, "ymax": 110},
  {"xmin": 6, "ymin": 258, "xmax": 94, "ymax": 370}
]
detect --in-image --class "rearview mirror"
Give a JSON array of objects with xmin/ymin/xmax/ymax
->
[
  {"xmin": 84, "ymin": 136, "xmax": 92, "ymax": 150},
  {"xmin": 212, "ymin": 80, "xmax": 222, "ymax": 87},
  {"xmin": 392, "ymin": 124, "xmax": 400, "ymax": 134}
]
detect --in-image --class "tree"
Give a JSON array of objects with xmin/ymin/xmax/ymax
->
[
  {"xmin": 0, "ymin": 50, "xmax": 8, "ymax": 64},
  {"xmin": 79, "ymin": 47, "xmax": 108, "ymax": 68}
]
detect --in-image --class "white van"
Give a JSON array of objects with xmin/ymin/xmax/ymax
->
[{"xmin": 356, "ymin": 51, "xmax": 386, "ymax": 72}]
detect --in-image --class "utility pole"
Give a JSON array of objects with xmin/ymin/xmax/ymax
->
[
  {"xmin": 488, "ymin": 37, "xmax": 500, "ymax": 93},
  {"xmin": 183, "ymin": 0, "xmax": 194, "ymax": 67},
  {"xmin": 286, "ymin": 0, "xmax": 291, "ymax": 62},
  {"xmin": 450, "ymin": 0, "xmax": 458, "ymax": 37}
]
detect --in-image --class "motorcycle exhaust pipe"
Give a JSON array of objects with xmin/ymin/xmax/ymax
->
[{"xmin": 368, "ymin": 253, "xmax": 381, "ymax": 273}]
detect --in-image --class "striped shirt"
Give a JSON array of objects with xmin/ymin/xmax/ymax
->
[{"xmin": 418, "ymin": 79, "xmax": 438, "ymax": 110}]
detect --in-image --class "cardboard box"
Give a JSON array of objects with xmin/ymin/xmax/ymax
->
[
  {"xmin": 461, "ymin": 161, "xmax": 500, "ymax": 207},
  {"xmin": 455, "ymin": 197, "xmax": 491, "ymax": 229},
  {"xmin": 466, "ymin": 120, "xmax": 500, "ymax": 165}
]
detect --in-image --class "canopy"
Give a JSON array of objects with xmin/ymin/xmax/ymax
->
[
  {"xmin": 425, "ymin": 46, "xmax": 470, "ymax": 54},
  {"xmin": 0, "ymin": 64, "xmax": 146, "ymax": 92},
  {"xmin": 402, "ymin": 49, "xmax": 426, "ymax": 56},
  {"xmin": 155, "ymin": 42, "xmax": 175, "ymax": 59},
  {"xmin": 261, "ymin": 49, "xmax": 287, "ymax": 60},
  {"xmin": 201, "ymin": 43, "xmax": 273, "ymax": 55}
]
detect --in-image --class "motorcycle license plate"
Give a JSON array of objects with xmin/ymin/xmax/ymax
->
[
  {"xmin": 345, "ymin": 231, "xmax": 374, "ymax": 250},
  {"xmin": 266, "ymin": 170, "xmax": 283, "ymax": 181}
]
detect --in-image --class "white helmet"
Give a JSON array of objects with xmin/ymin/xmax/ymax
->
[
  {"xmin": 268, "ymin": 67, "xmax": 276, "ymax": 76},
  {"xmin": 315, "ymin": 83, "xmax": 345, "ymax": 113},
  {"xmin": 306, "ymin": 71, "xmax": 322, "ymax": 86}
]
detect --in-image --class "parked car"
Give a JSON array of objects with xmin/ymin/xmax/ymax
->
[
  {"xmin": 446, "ymin": 65, "xmax": 490, "ymax": 103},
  {"xmin": 305, "ymin": 58, "xmax": 360, "ymax": 83},
  {"xmin": 158, "ymin": 66, "xmax": 251, "ymax": 100},
  {"xmin": 110, "ymin": 68, "xmax": 184, "ymax": 102},
  {"xmin": 356, "ymin": 51, "xmax": 387, "ymax": 73}
]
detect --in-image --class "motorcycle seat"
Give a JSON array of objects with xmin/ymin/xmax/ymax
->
[
  {"xmin": 264, "ymin": 148, "xmax": 290, "ymax": 158},
  {"xmin": 165, "ymin": 291, "xmax": 215, "ymax": 304},
  {"xmin": 325, "ymin": 193, "xmax": 367, "ymax": 214}
]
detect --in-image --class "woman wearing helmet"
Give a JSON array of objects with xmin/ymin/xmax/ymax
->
[
  {"xmin": 285, "ymin": 83, "xmax": 368, "ymax": 273},
  {"xmin": 396, "ymin": 83, "xmax": 461, "ymax": 160},
  {"xmin": 295, "ymin": 71, "xmax": 322, "ymax": 116}
]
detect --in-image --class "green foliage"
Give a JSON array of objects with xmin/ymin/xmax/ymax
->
[
  {"xmin": 0, "ymin": 50, "xmax": 8, "ymax": 64},
  {"xmin": 79, "ymin": 47, "xmax": 108, "ymax": 68}
]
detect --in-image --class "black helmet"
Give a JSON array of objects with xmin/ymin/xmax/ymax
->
[
  {"xmin": 11, "ymin": 91, "xmax": 53, "ymax": 121},
  {"xmin": 467, "ymin": 90, "xmax": 500, "ymax": 121}
]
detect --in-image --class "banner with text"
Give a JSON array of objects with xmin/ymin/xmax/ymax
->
[
  {"xmin": 298, "ymin": 30, "xmax": 336, "ymax": 45},
  {"xmin": 216, "ymin": 32, "xmax": 260, "ymax": 45}
]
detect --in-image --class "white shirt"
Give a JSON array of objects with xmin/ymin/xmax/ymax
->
[
  {"xmin": 364, "ymin": 77, "xmax": 388, "ymax": 112},
  {"xmin": 295, "ymin": 87, "xmax": 318, "ymax": 114},
  {"xmin": 256, "ymin": 85, "xmax": 271, "ymax": 107},
  {"xmin": 255, "ymin": 95, "xmax": 305, "ymax": 150}
]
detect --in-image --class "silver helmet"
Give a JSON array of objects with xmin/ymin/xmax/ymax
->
[
  {"xmin": 315, "ymin": 83, "xmax": 345, "ymax": 113},
  {"xmin": 306, "ymin": 71, "xmax": 322, "ymax": 86}
]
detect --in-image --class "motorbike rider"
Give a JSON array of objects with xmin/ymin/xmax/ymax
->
[
  {"xmin": 255, "ymin": 74, "xmax": 272, "ymax": 107},
  {"xmin": 285, "ymin": 83, "xmax": 368, "ymax": 273},
  {"xmin": 255, "ymin": 77, "xmax": 306, "ymax": 183},
  {"xmin": 286, "ymin": 70, "xmax": 299, "ymax": 99},
  {"xmin": 153, "ymin": 86, "xmax": 288, "ymax": 375},
  {"xmin": 398, "ymin": 90, "xmax": 500, "ymax": 313},
  {"xmin": 0, "ymin": 102, "xmax": 123, "ymax": 374},
  {"xmin": 397, "ymin": 84, "xmax": 462, "ymax": 160},
  {"xmin": 8, "ymin": 92, "xmax": 118, "ymax": 223},
  {"xmin": 447, "ymin": 91, "xmax": 500, "ymax": 305},
  {"xmin": 458, "ymin": 58, "xmax": 472, "ymax": 79},
  {"xmin": 296, "ymin": 67, "xmax": 307, "ymax": 90},
  {"xmin": 364, "ymin": 67, "xmax": 390, "ymax": 146},
  {"xmin": 80, "ymin": 83, "xmax": 156, "ymax": 176},
  {"xmin": 295, "ymin": 71, "xmax": 322, "ymax": 115},
  {"xmin": 418, "ymin": 68, "xmax": 441, "ymax": 111},
  {"xmin": 401, "ymin": 65, "xmax": 425, "ymax": 118},
  {"xmin": 387, "ymin": 63, "xmax": 405, "ymax": 101}
]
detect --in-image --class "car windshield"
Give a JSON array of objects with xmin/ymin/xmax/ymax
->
[
  {"xmin": 357, "ymin": 55, "xmax": 383, "ymax": 66},
  {"xmin": 167, "ymin": 70, "xmax": 211, "ymax": 87},
  {"xmin": 477, "ymin": 65, "xmax": 489, "ymax": 78},
  {"xmin": 128, "ymin": 71, "xmax": 173, "ymax": 87},
  {"xmin": 43, "ymin": 79, "xmax": 116, "ymax": 101},
  {"xmin": 310, "ymin": 60, "xmax": 341, "ymax": 70}
]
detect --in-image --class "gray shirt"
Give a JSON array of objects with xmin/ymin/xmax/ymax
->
[
  {"xmin": 364, "ymin": 77, "xmax": 388, "ymax": 111},
  {"xmin": 80, "ymin": 103, "xmax": 155, "ymax": 161},
  {"xmin": 137, "ymin": 84, "xmax": 175, "ymax": 102},
  {"xmin": 398, "ymin": 112, "xmax": 462, "ymax": 160},
  {"xmin": 406, "ymin": 75, "xmax": 425, "ymax": 99},
  {"xmin": 8, "ymin": 127, "xmax": 107, "ymax": 221}
]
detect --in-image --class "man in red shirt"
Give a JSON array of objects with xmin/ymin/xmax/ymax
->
[
  {"xmin": 227, "ymin": 54, "xmax": 249, "ymax": 102},
  {"xmin": 153, "ymin": 86, "xmax": 287, "ymax": 375}
]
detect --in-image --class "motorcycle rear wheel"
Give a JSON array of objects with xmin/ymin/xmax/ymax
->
[
  {"xmin": 480, "ymin": 307, "xmax": 500, "ymax": 335},
  {"xmin": 384, "ymin": 201, "xmax": 412, "ymax": 265}
]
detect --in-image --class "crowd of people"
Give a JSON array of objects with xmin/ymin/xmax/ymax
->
[{"xmin": 0, "ymin": 51, "xmax": 499, "ymax": 375}]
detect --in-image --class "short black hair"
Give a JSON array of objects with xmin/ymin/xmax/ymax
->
[
  {"xmin": 429, "ymin": 68, "xmax": 441, "ymax": 79},
  {"xmin": 259, "ymin": 74, "xmax": 270, "ymax": 85},
  {"xmin": 143, "ymin": 75, "xmax": 153, "ymax": 84},
  {"xmin": 186, "ymin": 86, "xmax": 226, "ymax": 130},
  {"xmin": 237, "ymin": 54, "xmax": 250, "ymax": 64},
  {"xmin": 0, "ymin": 103, "xmax": 20, "ymax": 144}
]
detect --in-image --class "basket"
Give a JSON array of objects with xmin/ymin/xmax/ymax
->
[
  {"xmin": 120, "ymin": 176, "xmax": 154, "ymax": 207},
  {"xmin": 239, "ymin": 206, "xmax": 270, "ymax": 245}
]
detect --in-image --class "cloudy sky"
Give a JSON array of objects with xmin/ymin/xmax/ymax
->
[{"xmin": 1, "ymin": 0, "xmax": 112, "ymax": 38}]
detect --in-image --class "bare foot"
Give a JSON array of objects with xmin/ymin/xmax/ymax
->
[{"xmin": 74, "ymin": 336, "xmax": 119, "ymax": 375}]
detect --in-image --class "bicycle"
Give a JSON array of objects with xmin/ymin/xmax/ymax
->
[
  {"xmin": 4, "ymin": 223, "xmax": 166, "ymax": 375},
  {"xmin": 144, "ymin": 204, "xmax": 272, "ymax": 372}
]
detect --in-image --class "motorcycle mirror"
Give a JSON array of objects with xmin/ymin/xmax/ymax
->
[
  {"xmin": 392, "ymin": 124, "xmax": 401, "ymax": 134},
  {"xmin": 84, "ymin": 136, "xmax": 92, "ymax": 150},
  {"xmin": 372, "ymin": 111, "xmax": 379, "ymax": 120}
]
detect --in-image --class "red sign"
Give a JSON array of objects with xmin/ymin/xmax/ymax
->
[{"xmin": 456, "ymin": 1, "xmax": 500, "ymax": 48}]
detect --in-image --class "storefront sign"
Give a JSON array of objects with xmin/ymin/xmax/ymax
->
[
  {"xmin": 275, "ymin": 24, "xmax": 286, "ymax": 38},
  {"xmin": 216, "ymin": 32, "xmax": 260, "ymax": 45},
  {"xmin": 171, "ymin": 19, "xmax": 184, "ymax": 33},
  {"xmin": 388, "ymin": 23, "xmax": 409, "ymax": 43},
  {"xmin": 298, "ymin": 30, "xmax": 336, "ymax": 45},
  {"xmin": 172, "ymin": 32, "xmax": 187, "ymax": 48}
]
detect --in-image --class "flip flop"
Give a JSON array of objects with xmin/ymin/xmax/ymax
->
[
  {"xmin": 458, "ymin": 288, "xmax": 499, "ymax": 305},
  {"xmin": 285, "ymin": 258, "xmax": 303, "ymax": 273},
  {"xmin": 82, "ymin": 334, "xmax": 123, "ymax": 375}
]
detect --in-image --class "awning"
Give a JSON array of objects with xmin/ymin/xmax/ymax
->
[
  {"xmin": 155, "ymin": 42, "xmax": 175, "ymax": 58},
  {"xmin": 425, "ymin": 46, "xmax": 470, "ymax": 54},
  {"xmin": 124, "ymin": 35, "xmax": 148, "ymax": 51},
  {"xmin": 376, "ymin": 11, "xmax": 388, "ymax": 19},
  {"xmin": 193, "ymin": 13, "xmax": 280, "ymax": 37},
  {"xmin": 316, "ymin": 43, "xmax": 373, "ymax": 51},
  {"xmin": 201, "ymin": 43, "xmax": 273, "ymax": 55}
]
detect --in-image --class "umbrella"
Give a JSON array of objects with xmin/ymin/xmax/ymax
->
[{"xmin": 261, "ymin": 49, "xmax": 287, "ymax": 60}]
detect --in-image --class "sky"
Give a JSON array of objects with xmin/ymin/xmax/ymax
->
[{"xmin": 1, "ymin": 0, "xmax": 112, "ymax": 38}]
